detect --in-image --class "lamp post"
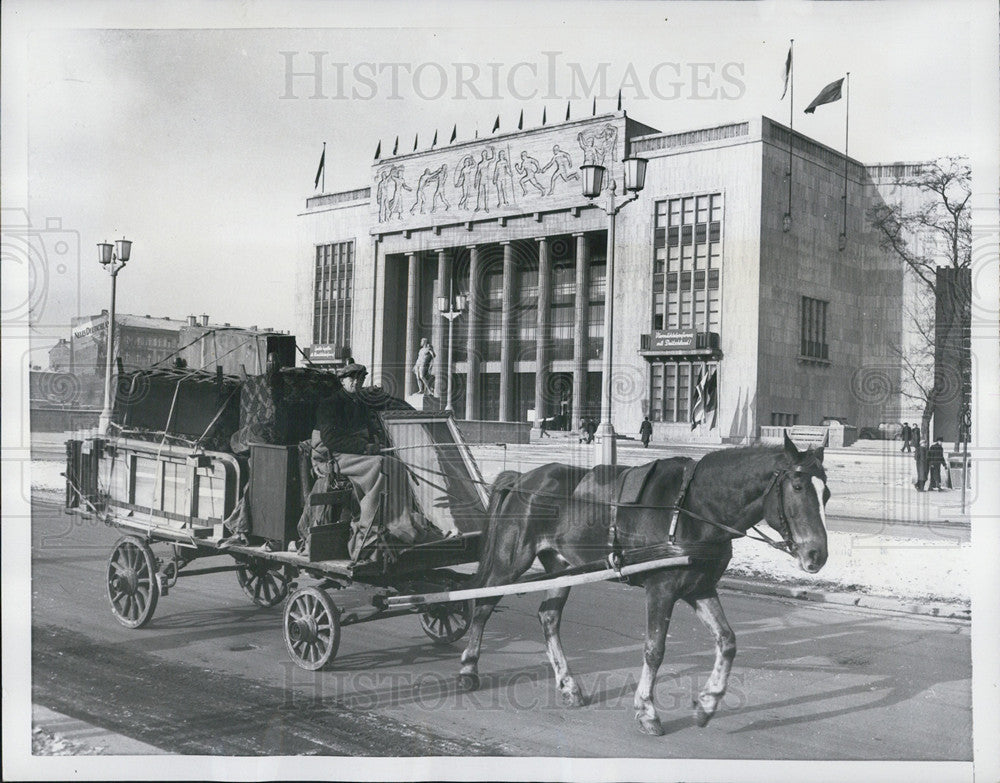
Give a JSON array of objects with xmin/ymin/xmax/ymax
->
[
  {"xmin": 437, "ymin": 279, "xmax": 467, "ymax": 412},
  {"xmin": 96, "ymin": 238, "xmax": 131, "ymax": 434},
  {"xmin": 580, "ymin": 156, "xmax": 647, "ymax": 466}
]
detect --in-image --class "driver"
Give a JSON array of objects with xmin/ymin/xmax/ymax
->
[{"xmin": 315, "ymin": 363, "xmax": 381, "ymax": 456}]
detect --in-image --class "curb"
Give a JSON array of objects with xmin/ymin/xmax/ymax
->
[
  {"xmin": 32, "ymin": 704, "xmax": 166, "ymax": 756},
  {"xmin": 718, "ymin": 576, "xmax": 971, "ymax": 622}
]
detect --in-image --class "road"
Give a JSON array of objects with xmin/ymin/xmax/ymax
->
[{"xmin": 30, "ymin": 492, "xmax": 971, "ymax": 759}]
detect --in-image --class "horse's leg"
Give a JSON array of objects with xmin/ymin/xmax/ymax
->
[
  {"xmin": 687, "ymin": 590, "xmax": 737, "ymax": 727},
  {"xmin": 536, "ymin": 551, "xmax": 584, "ymax": 707},
  {"xmin": 634, "ymin": 578, "xmax": 677, "ymax": 736},
  {"xmin": 458, "ymin": 595, "xmax": 502, "ymax": 692}
]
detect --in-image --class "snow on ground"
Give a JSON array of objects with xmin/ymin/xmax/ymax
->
[
  {"xmin": 729, "ymin": 530, "xmax": 970, "ymax": 605},
  {"xmin": 31, "ymin": 460, "xmax": 970, "ymax": 606}
]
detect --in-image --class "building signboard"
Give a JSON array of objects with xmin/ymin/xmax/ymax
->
[
  {"xmin": 309, "ymin": 343, "xmax": 347, "ymax": 363},
  {"xmin": 369, "ymin": 114, "xmax": 627, "ymax": 235},
  {"xmin": 650, "ymin": 329, "xmax": 697, "ymax": 351},
  {"xmin": 72, "ymin": 317, "xmax": 106, "ymax": 340}
]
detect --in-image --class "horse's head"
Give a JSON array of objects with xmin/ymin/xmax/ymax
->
[{"xmin": 763, "ymin": 434, "xmax": 830, "ymax": 573}]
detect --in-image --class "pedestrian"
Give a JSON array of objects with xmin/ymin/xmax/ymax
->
[
  {"xmin": 927, "ymin": 437, "xmax": 946, "ymax": 491},
  {"xmin": 913, "ymin": 442, "xmax": 928, "ymax": 491},
  {"xmin": 539, "ymin": 416, "xmax": 551, "ymax": 438},
  {"xmin": 900, "ymin": 422, "xmax": 912, "ymax": 452},
  {"xmin": 639, "ymin": 416, "xmax": 653, "ymax": 448},
  {"xmin": 911, "ymin": 423, "xmax": 921, "ymax": 452}
]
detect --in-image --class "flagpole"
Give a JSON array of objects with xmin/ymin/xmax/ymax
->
[
  {"xmin": 787, "ymin": 40, "xmax": 794, "ymax": 229},
  {"xmin": 322, "ymin": 141, "xmax": 326, "ymax": 193},
  {"xmin": 841, "ymin": 72, "xmax": 850, "ymax": 248}
]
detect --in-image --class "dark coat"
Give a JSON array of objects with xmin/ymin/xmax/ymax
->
[{"xmin": 316, "ymin": 389, "xmax": 376, "ymax": 455}]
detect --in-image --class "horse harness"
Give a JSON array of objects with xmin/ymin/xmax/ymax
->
[{"xmin": 606, "ymin": 459, "xmax": 818, "ymax": 571}]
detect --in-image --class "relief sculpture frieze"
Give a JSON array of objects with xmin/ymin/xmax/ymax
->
[{"xmin": 370, "ymin": 115, "xmax": 626, "ymax": 233}]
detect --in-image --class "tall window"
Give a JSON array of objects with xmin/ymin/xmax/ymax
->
[
  {"xmin": 483, "ymin": 266, "xmax": 503, "ymax": 362},
  {"xmin": 649, "ymin": 361, "xmax": 718, "ymax": 423},
  {"xmin": 313, "ymin": 241, "xmax": 354, "ymax": 350},
  {"xmin": 588, "ymin": 260, "xmax": 606, "ymax": 358},
  {"xmin": 653, "ymin": 194, "xmax": 722, "ymax": 332},
  {"xmin": 800, "ymin": 296, "xmax": 828, "ymax": 360},
  {"xmin": 551, "ymin": 263, "xmax": 575, "ymax": 360},
  {"xmin": 515, "ymin": 266, "xmax": 538, "ymax": 361}
]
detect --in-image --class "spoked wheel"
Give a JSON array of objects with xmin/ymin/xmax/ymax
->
[
  {"xmin": 236, "ymin": 558, "xmax": 289, "ymax": 608},
  {"xmin": 107, "ymin": 535, "xmax": 159, "ymax": 629},
  {"xmin": 419, "ymin": 600, "xmax": 474, "ymax": 645},
  {"xmin": 283, "ymin": 586, "xmax": 341, "ymax": 671}
]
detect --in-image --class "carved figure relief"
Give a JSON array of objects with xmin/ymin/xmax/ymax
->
[
  {"xmin": 515, "ymin": 151, "xmax": 546, "ymax": 196},
  {"xmin": 541, "ymin": 144, "xmax": 580, "ymax": 195}
]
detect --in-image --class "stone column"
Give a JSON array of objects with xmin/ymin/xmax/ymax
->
[
  {"xmin": 403, "ymin": 252, "xmax": 420, "ymax": 396},
  {"xmin": 498, "ymin": 242, "xmax": 515, "ymax": 421},
  {"xmin": 533, "ymin": 237, "xmax": 551, "ymax": 430},
  {"xmin": 572, "ymin": 233, "xmax": 589, "ymax": 428},
  {"xmin": 464, "ymin": 245, "xmax": 480, "ymax": 419},
  {"xmin": 431, "ymin": 249, "xmax": 450, "ymax": 396}
]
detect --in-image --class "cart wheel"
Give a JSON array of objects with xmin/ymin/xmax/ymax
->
[
  {"xmin": 107, "ymin": 535, "xmax": 159, "ymax": 629},
  {"xmin": 283, "ymin": 586, "xmax": 341, "ymax": 671},
  {"xmin": 419, "ymin": 600, "xmax": 474, "ymax": 645},
  {"xmin": 236, "ymin": 559, "xmax": 289, "ymax": 608}
]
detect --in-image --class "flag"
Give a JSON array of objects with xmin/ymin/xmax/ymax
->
[
  {"xmin": 804, "ymin": 77, "xmax": 844, "ymax": 114},
  {"xmin": 413, "ymin": 133, "xmax": 419, "ymax": 151},
  {"xmin": 432, "ymin": 129, "xmax": 438, "ymax": 147},
  {"xmin": 565, "ymin": 101, "xmax": 571, "ymax": 121},
  {"xmin": 313, "ymin": 144, "xmax": 325, "ymax": 189},
  {"xmin": 374, "ymin": 140, "xmax": 381, "ymax": 160},
  {"xmin": 449, "ymin": 124, "xmax": 457, "ymax": 143},
  {"xmin": 492, "ymin": 115, "xmax": 500, "ymax": 133},
  {"xmin": 542, "ymin": 107, "xmax": 547, "ymax": 125},
  {"xmin": 780, "ymin": 45, "xmax": 792, "ymax": 100},
  {"xmin": 691, "ymin": 366, "xmax": 718, "ymax": 430},
  {"xmin": 393, "ymin": 135, "xmax": 399, "ymax": 155},
  {"xmin": 617, "ymin": 89, "xmax": 622, "ymax": 111},
  {"xmin": 517, "ymin": 109, "xmax": 523, "ymax": 130},
  {"xmin": 592, "ymin": 96, "xmax": 596, "ymax": 115}
]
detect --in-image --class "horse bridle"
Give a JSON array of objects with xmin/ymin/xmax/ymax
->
[{"xmin": 752, "ymin": 464, "xmax": 822, "ymax": 555}]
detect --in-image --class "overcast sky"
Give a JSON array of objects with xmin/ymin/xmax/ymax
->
[{"xmin": 3, "ymin": 0, "xmax": 997, "ymax": 358}]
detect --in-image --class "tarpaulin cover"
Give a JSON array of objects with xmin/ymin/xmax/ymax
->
[
  {"xmin": 111, "ymin": 368, "xmax": 241, "ymax": 450},
  {"xmin": 231, "ymin": 367, "xmax": 412, "ymax": 454}
]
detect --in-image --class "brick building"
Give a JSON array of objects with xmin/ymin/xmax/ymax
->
[{"xmin": 296, "ymin": 113, "xmax": 903, "ymax": 443}]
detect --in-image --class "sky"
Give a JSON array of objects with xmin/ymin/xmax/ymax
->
[{"xmin": 3, "ymin": 0, "xmax": 997, "ymax": 361}]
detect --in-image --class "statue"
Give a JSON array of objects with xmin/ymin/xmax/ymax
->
[{"xmin": 413, "ymin": 338, "xmax": 436, "ymax": 395}]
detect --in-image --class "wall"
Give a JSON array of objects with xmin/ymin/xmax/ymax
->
[{"xmin": 758, "ymin": 118, "xmax": 902, "ymax": 431}]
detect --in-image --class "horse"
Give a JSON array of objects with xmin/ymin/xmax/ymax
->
[{"xmin": 457, "ymin": 433, "xmax": 830, "ymax": 735}]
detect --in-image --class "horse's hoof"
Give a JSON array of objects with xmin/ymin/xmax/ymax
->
[
  {"xmin": 634, "ymin": 713, "xmax": 665, "ymax": 736},
  {"xmin": 693, "ymin": 703, "xmax": 713, "ymax": 728},
  {"xmin": 457, "ymin": 673, "xmax": 480, "ymax": 692},
  {"xmin": 561, "ymin": 689, "xmax": 586, "ymax": 708}
]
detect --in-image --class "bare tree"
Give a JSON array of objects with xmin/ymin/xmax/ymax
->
[{"xmin": 869, "ymin": 157, "xmax": 971, "ymax": 443}]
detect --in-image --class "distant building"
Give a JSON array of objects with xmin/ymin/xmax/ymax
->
[
  {"xmin": 48, "ymin": 338, "xmax": 71, "ymax": 372},
  {"xmin": 296, "ymin": 113, "xmax": 904, "ymax": 442},
  {"xmin": 175, "ymin": 314, "xmax": 296, "ymax": 376},
  {"xmin": 69, "ymin": 311, "xmax": 186, "ymax": 375}
]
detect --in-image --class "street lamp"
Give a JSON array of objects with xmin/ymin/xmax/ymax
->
[
  {"xmin": 96, "ymin": 237, "xmax": 131, "ymax": 434},
  {"xmin": 437, "ymin": 280, "xmax": 467, "ymax": 412},
  {"xmin": 581, "ymin": 156, "xmax": 647, "ymax": 466}
]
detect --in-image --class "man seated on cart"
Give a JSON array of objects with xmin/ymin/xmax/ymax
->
[{"xmin": 297, "ymin": 362, "xmax": 442, "ymax": 560}]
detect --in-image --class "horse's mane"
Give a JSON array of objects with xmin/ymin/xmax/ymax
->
[{"xmin": 697, "ymin": 442, "xmax": 827, "ymax": 481}]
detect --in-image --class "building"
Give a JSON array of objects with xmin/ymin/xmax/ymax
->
[
  {"xmin": 48, "ymin": 338, "xmax": 71, "ymax": 372},
  {"xmin": 175, "ymin": 315, "xmax": 296, "ymax": 377},
  {"xmin": 65, "ymin": 311, "xmax": 295, "ymax": 378},
  {"xmin": 69, "ymin": 311, "xmax": 186, "ymax": 375},
  {"xmin": 296, "ymin": 113, "xmax": 903, "ymax": 443}
]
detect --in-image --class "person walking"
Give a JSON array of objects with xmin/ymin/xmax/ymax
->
[
  {"xmin": 913, "ymin": 441, "xmax": 929, "ymax": 491},
  {"xmin": 911, "ymin": 423, "xmax": 921, "ymax": 452},
  {"xmin": 900, "ymin": 422, "xmax": 912, "ymax": 452},
  {"xmin": 927, "ymin": 437, "xmax": 947, "ymax": 491},
  {"xmin": 639, "ymin": 416, "xmax": 653, "ymax": 448}
]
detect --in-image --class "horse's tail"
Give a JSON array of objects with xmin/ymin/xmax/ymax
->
[{"xmin": 472, "ymin": 470, "xmax": 521, "ymax": 588}]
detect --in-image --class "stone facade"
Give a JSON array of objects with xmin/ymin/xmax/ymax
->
[{"xmin": 297, "ymin": 113, "xmax": 903, "ymax": 442}]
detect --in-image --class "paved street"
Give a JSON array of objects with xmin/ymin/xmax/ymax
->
[{"xmin": 30, "ymin": 492, "xmax": 971, "ymax": 759}]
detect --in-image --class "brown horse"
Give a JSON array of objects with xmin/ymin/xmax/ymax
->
[{"xmin": 458, "ymin": 434, "xmax": 830, "ymax": 735}]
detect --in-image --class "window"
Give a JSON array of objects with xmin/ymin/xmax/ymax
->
[
  {"xmin": 551, "ymin": 263, "xmax": 575, "ymax": 360},
  {"xmin": 653, "ymin": 193, "xmax": 722, "ymax": 332},
  {"xmin": 313, "ymin": 241, "xmax": 354, "ymax": 352},
  {"xmin": 483, "ymin": 266, "xmax": 503, "ymax": 362},
  {"xmin": 800, "ymin": 296, "xmax": 829, "ymax": 361},
  {"xmin": 649, "ymin": 361, "xmax": 718, "ymax": 423},
  {"xmin": 515, "ymin": 266, "xmax": 538, "ymax": 360},
  {"xmin": 588, "ymin": 260, "xmax": 606, "ymax": 358}
]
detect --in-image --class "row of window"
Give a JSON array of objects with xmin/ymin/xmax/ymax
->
[{"xmin": 313, "ymin": 241, "xmax": 354, "ymax": 351}]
